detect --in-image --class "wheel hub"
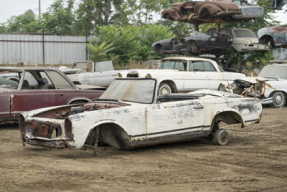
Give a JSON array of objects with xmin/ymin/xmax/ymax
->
[{"xmin": 275, "ymin": 95, "xmax": 283, "ymax": 104}]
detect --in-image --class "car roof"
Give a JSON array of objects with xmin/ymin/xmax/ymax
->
[
  {"xmin": 162, "ymin": 56, "xmax": 214, "ymax": 62},
  {"xmin": 0, "ymin": 67, "xmax": 60, "ymax": 72},
  {"xmin": 266, "ymin": 64, "xmax": 287, "ymax": 67}
]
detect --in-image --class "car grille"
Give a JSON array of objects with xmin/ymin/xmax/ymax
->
[{"xmin": 26, "ymin": 121, "xmax": 62, "ymax": 139}]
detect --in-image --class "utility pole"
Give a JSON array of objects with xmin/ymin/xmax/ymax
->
[{"xmin": 39, "ymin": 0, "xmax": 41, "ymax": 17}]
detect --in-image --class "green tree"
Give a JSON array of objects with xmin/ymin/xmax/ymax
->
[
  {"xmin": 0, "ymin": 9, "xmax": 41, "ymax": 33},
  {"xmin": 41, "ymin": 0, "xmax": 75, "ymax": 35},
  {"xmin": 86, "ymin": 38, "xmax": 115, "ymax": 62}
]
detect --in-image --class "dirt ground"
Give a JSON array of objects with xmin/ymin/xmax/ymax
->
[{"xmin": 1, "ymin": 107, "xmax": 287, "ymax": 192}]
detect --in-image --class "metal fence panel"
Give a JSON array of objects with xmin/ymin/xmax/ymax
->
[{"xmin": 0, "ymin": 34, "xmax": 87, "ymax": 65}]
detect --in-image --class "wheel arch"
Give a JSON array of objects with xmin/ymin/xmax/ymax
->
[
  {"xmin": 211, "ymin": 110, "xmax": 244, "ymax": 130},
  {"xmin": 154, "ymin": 43, "xmax": 163, "ymax": 53},
  {"xmin": 72, "ymin": 81, "xmax": 81, "ymax": 85},
  {"xmin": 259, "ymin": 34, "xmax": 276, "ymax": 47},
  {"xmin": 159, "ymin": 80, "xmax": 178, "ymax": 93},
  {"xmin": 68, "ymin": 98, "xmax": 91, "ymax": 104},
  {"xmin": 85, "ymin": 121, "xmax": 131, "ymax": 150}
]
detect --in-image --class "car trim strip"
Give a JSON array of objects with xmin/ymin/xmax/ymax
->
[{"xmin": 130, "ymin": 125, "xmax": 210, "ymax": 138}]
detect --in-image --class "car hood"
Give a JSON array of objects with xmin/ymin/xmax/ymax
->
[
  {"xmin": 233, "ymin": 77, "xmax": 275, "ymax": 84},
  {"xmin": 189, "ymin": 89, "xmax": 243, "ymax": 98}
]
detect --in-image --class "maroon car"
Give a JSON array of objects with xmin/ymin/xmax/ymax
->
[{"xmin": 0, "ymin": 67, "xmax": 104, "ymax": 122}]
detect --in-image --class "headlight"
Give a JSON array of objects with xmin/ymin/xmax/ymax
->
[
  {"xmin": 228, "ymin": 38, "xmax": 233, "ymax": 42},
  {"xmin": 146, "ymin": 74, "xmax": 152, "ymax": 78},
  {"xmin": 65, "ymin": 119, "xmax": 73, "ymax": 140},
  {"xmin": 218, "ymin": 84, "xmax": 227, "ymax": 92},
  {"xmin": 209, "ymin": 38, "xmax": 216, "ymax": 42},
  {"xmin": 255, "ymin": 83, "xmax": 262, "ymax": 95}
]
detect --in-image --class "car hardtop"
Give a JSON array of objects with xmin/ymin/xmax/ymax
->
[
  {"xmin": 0, "ymin": 67, "xmax": 77, "ymax": 90},
  {"xmin": 160, "ymin": 56, "xmax": 222, "ymax": 72},
  {"xmin": 162, "ymin": 56, "xmax": 218, "ymax": 62}
]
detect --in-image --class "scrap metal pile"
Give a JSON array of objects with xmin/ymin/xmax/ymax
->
[{"xmin": 152, "ymin": 0, "xmax": 266, "ymax": 57}]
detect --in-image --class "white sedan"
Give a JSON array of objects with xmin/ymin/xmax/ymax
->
[
  {"xmin": 20, "ymin": 78, "xmax": 262, "ymax": 152},
  {"xmin": 219, "ymin": 64, "xmax": 287, "ymax": 108},
  {"xmin": 119, "ymin": 57, "xmax": 245, "ymax": 95}
]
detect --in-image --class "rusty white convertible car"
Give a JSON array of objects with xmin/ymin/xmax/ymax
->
[
  {"xmin": 119, "ymin": 57, "xmax": 245, "ymax": 95},
  {"xmin": 219, "ymin": 64, "xmax": 287, "ymax": 108},
  {"xmin": 20, "ymin": 78, "xmax": 262, "ymax": 152}
]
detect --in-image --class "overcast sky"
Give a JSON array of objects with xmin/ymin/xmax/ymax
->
[{"xmin": 0, "ymin": 0, "xmax": 286, "ymax": 24}]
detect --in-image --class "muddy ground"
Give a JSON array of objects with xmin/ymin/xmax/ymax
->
[{"xmin": 1, "ymin": 107, "xmax": 287, "ymax": 192}]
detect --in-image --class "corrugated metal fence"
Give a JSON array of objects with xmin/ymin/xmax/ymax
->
[{"xmin": 0, "ymin": 33, "xmax": 89, "ymax": 65}]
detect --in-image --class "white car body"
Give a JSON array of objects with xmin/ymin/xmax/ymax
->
[
  {"xmin": 119, "ymin": 57, "xmax": 245, "ymax": 92},
  {"xmin": 20, "ymin": 79, "xmax": 262, "ymax": 150},
  {"xmin": 60, "ymin": 61, "xmax": 120, "ymax": 87},
  {"xmin": 219, "ymin": 64, "xmax": 287, "ymax": 107}
]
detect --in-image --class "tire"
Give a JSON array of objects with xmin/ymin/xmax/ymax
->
[
  {"xmin": 270, "ymin": 92, "xmax": 286, "ymax": 108},
  {"xmin": 174, "ymin": 44, "xmax": 185, "ymax": 50},
  {"xmin": 158, "ymin": 83, "xmax": 172, "ymax": 95},
  {"xmin": 213, "ymin": 129, "xmax": 229, "ymax": 146}
]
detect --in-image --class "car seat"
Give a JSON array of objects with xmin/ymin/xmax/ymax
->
[
  {"xmin": 22, "ymin": 80, "xmax": 30, "ymax": 89},
  {"xmin": 35, "ymin": 78, "xmax": 49, "ymax": 89}
]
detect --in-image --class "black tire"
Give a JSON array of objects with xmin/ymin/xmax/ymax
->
[
  {"xmin": 158, "ymin": 83, "xmax": 172, "ymax": 95},
  {"xmin": 213, "ymin": 129, "xmax": 229, "ymax": 146},
  {"xmin": 174, "ymin": 44, "xmax": 185, "ymax": 50},
  {"xmin": 270, "ymin": 92, "xmax": 286, "ymax": 108}
]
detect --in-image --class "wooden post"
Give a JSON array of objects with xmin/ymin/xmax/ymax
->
[
  {"xmin": 194, "ymin": 21, "xmax": 199, "ymax": 32},
  {"xmin": 216, "ymin": 19, "xmax": 221, "ymax": 33}
]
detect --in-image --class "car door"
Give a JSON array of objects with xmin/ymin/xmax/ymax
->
[
  {"xmin": 184, "ymin": 61, "xmax": 210, "ymax": 91},
  {"xmin": 202, "ymin": 61, "xmax": 222, "ymax": 89},
  {"xmin": 145, "ymin": 99, "xmax": 205, "ymax": 140},
  {"xmin": 159, "ymin": 60, "xmax": 187, "ymax": 92},
  {"xmin": 10, "ymin": 70, "xmax": 66, "ymax": 115}
]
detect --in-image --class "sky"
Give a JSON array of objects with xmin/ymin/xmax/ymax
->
[{"xmin": 0, "ymin": 0, "xmax": 286, "ymax": 24}]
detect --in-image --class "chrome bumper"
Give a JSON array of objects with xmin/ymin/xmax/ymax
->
[{"xmin": 260, "ymin": 97, "xmax": 273, "ymax": 105}]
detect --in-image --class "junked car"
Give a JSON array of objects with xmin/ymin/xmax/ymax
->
[
  {"xmin": 60, "ymin": 61, "xmax": 118, "ymax": 87},
  {"xmin": 258, "ymin": 24, "xmax": 287, "ymax": 49},
  {"xmin": 20, "ymin": 78, "xmax": 262, "ymax": 152},
  {"xmin": 152, "ymin": 31, "xmax": 233, "ymax": 56},
  {"xmin": 218, "ymin": 64, "xmax": 287, "ymax": 108},
  {"xmin": 206, "ymin": 28, "xmax": 269, "ymax": 53},
  {"xmin": 0, "ymin": 67, "xmax": 103, "ymax": 122},
  {"xmin": 270, "ymin": 0, "xmax": 287, "ymax": 10},
  {"xmin": 162, "ymin": 0, "xmax": 263, "ymax": 24},
  {"xmin": 118, "ymin": 57, "xmax": 245, "ymax": 95}
]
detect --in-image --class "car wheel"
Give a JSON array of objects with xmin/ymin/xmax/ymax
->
[
  {"xmin": 270, "ymin": 92, "xmax": 286, "ymax": 108},
  {"xmin": 213, "ymin": 129, "xmax": 229, "ymax": 146},
  {"xmin": 158, "ymin": 83, "xmax": 172, "ymax": 95}
]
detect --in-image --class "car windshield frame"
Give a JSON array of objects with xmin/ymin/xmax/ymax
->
[
  {"xmin": 258, "ymin": 65, "xmax": 287, "ymax": 79},
  {"xmin": 98, "ymin": 78, "xmax": 157, "ymax": 104}
]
